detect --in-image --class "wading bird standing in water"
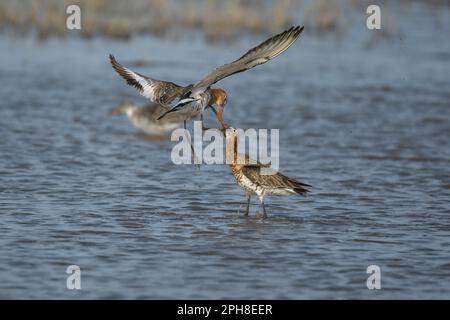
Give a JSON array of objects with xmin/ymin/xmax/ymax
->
[
  {"xmin": 224, "ymin": 127, "xmax": 310, "ymax": 218},
  {"xmin": 109, "ymin": 26, "xmax": 304, "ymax": 130},
  {"xmin": 110, "ymin": 100, "xmax": 184, "ymax": 135}
]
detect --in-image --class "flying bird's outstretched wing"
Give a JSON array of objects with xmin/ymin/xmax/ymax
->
[
  {"xmin": 193, "ymin": 26, "xmax": 304, "ymax": 92},
  {"xmin": 109, "ymin": 54, "xmax": 190, "ymax": 105}
]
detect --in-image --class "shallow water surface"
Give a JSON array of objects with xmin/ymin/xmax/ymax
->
[{"xmin": 1, "ymin": 8, "xmax": 450, "ymax": 299}]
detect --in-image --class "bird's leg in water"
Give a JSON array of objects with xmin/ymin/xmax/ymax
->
[
  {"xmin": 259, "ymin": 196, "xmax": 267, "ymax": 219},
  {"xmin": 244, "ymin": 191, "xmax": 252, "ymax": 216},
  {"xmin": 183, "ymin": 120, "xmax": 200, "ymax": 170}
]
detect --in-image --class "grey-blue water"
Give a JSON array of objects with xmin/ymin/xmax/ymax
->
[{"xmin": 1, "ymin": 6, "xmax": 450, "ymax": 299}]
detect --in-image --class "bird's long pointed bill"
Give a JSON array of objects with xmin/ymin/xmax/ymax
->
[{"xmin": 210, "ymin": 105, "xmax": 229, "ymax": 129}]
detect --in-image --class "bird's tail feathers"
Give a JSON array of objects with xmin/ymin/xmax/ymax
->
[
  {"xmin": 292, "ymin": 180, "xmax": 311, "ymax": 196},
  {"xmin": 293, "ymin": 187, "xmax": 310, "ymax": 196}
]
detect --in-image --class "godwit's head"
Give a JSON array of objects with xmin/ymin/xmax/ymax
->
[
  {"xmin": 110, "ymin": 100, "xmax": 137, "ymax": 116},
  {"xmin": 210, "ymin": 88, "xmax": 230, "ymax": 129},
  {"xmin": 211, "ymin": 88, "xmax": 228, "ymax": 107},
  {"xmin": 221, "ymin": 126, "xmax": 237, "ymax": 138}
]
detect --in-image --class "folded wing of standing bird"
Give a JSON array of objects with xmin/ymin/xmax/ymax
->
[{"xmin": 241, "ymin": 165, "xmax": 311, "ymax": 196}]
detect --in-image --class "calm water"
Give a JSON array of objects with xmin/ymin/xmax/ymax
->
[{"xmin": 1, "ymin": 7, "xmax": 450, "ymax": 299}]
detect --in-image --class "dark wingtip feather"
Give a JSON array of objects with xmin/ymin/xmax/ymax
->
[
  {"xmin": 299, "ymin": 181, "xmax": 312, "ymax": 188},
  {"xmin": 294, "ymin": 187, "xmax": 310, "ymax": 196},
  {"xmin": 293, "ymin": 178, "xmax": 311, "ymax": 196},
  {"xmin": 108, "ymin": 54, "xmax": 146, "ymax": 93},
  {"xmin": 109, "ymin": 54, "xmax": 120, "ymax": 70},
  {"xmin": 291, "ymin": 25, "xmax": 304, "ymax": 39},
  {"xmin": 109, "ymin": 54, "xmax": 117, "ymax": 64}
]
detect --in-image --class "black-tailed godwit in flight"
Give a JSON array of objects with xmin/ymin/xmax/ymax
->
[{"xmin": 109, "ymin": 26, "xmax": 304, "ymax": 130}]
